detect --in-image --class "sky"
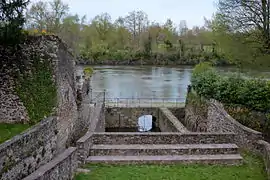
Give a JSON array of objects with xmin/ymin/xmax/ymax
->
[{"xmin": 31, "ymin": 0, "xmax": 217, "ymax": 28}]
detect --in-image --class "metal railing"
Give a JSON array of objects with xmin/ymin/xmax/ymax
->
[
  {"xmin": 88, "ymin": 88, "xmax": 186, "ymax": 107},
  {"xmin": 104, "ymin": 97, "xmax": 186, "ymax": 107}
]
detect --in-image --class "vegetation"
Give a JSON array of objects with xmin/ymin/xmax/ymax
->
[
  {"xmin": 83, "ymin": 67, "xmax": 94, "ymax": 79},
  {"xmin": 0, "ymin": 124, "xmax": 31, "ymax": 144},
  {"xmin": 191, "ymin": 63, "xmax": 270, "ymax": 112},
  {"xmin": 15, "ymin": 56, "xmax": 57, "ymax": 124},
  {"xmin": 0, "ymin": 1, "xmax": 57, "ymax": 143},
  {"xmin": 75, "ymin": 152, "xmax": 267, "ymax": 180},
  {"xmin": 0, "ymin": 0, "xmax": 29, "ymax": 45},
  {"xmin": 191, "ymin": 62, "xmax": 270, "ymax": 140},
  {"xmin": 23, "ymin": 0, "xmax": 223, "ymax": 65},
  {"xmin": 22, "ymin": 0, "xmax": 270, "ymax": 67}
]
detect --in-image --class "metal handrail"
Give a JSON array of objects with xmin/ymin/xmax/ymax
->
[{"xmin": 104, "ymin": 97, "xmax": 186, "ymax": 107}]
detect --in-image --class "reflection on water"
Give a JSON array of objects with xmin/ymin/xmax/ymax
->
[
  {"xmin": 87, "ymin": 66, "xmax": 193, "ymax": 101},
  {"xmin": 76, "ymin": 65, "xmax": 269, "ymax": 102}
]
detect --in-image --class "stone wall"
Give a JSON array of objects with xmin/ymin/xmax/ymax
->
[
  {"xmin": 22, "ymin": 147, "xmax": 77, "ymax": 180},
  {"xmin": 207, "ymin": 99, "xmax": 263, "ymax": 151},
  {"xmin": 0, "ymin": 117, "xmax": 58, "ymax": 180},
  {"xmin": 76, "ymin": 98, "xmax": 105, "ymax": 164},
  {"xmin": 185, "ymin": 91, "xmax": 263, "ymax": 151},
  {"xmin": 0, "ymin": 79, "xmax": 29, "ymax": 123},
  {"xmin": 159, "ymin": 108, "xmax": 189, "ymax": 132},
  {"xmin": 184, "ymin": 92, "xmax": 208, "ymax": 132},
  {"xmin": 256, "ymin": 140, "xmax": 270, "ymax": 179},
  {"xmin": 169, "ymin": 108, "xmax": 185, "ymax": 123},
  {"xmin": 0, "ymin": 35, "xmax": 79, "ymax": 153},
  {"xmin": 105, "ymin": 107, "xmax": 159, "ymax": 128},
  {"xmin": 93, "ymin": 132, "xmax": 236, "ymax": 145}
]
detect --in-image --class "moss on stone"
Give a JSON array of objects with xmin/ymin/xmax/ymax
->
[{"xmin": 15, "ymin": 55, "xmax": 57, "ymax": 124}]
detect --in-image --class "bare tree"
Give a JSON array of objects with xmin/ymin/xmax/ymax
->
[
  {"xmin": 47, "ymin": 0, "xmax": 69, "ymax": 33},
  {"xmin": 218, "ymin": 0, "xmax": 270, "ymax": 50},
  {"xmin": 26, "ymin": 1, "xmax": 48, "ymax": 30},
  {"xmin": 124, "ymin": 10, "xmax": 149, "ymax": 45}
]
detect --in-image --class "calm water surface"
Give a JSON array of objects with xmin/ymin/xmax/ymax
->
[
  {"xmin": 89, "ymin": 66, "xmax": 192, "ymax": 101},
  {"xmin": 76, "ymin": 65, "xmax": 270, "ymax": 102}
]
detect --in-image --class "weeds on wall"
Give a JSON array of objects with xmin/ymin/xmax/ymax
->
[{"xmin": 15, "ymin": 54, "xmax": 57, "ymax": 124}]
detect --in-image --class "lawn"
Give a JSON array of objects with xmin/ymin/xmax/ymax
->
[
  {"xmin": 0, "ymin": 123, "xmax": 31, "ymax": 144},
  {"xmin": 75, "ymin": 153, "xmax": 267, "ymax": 180}
]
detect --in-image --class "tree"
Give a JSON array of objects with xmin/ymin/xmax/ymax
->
[
  {"xmin": 91, "ymin": 13, "xmax": 112, "ymax": 41},
  {"xmin": 217, "ymin": 0, "xmax": 270, "ymax": 52},
  {"xmin": 124, "ymin": 10, "xmax": 149, "ymax": 47},
  {"xmin": 0, "ymin": 0, "xmax": 29, "ymax": 45},
  {"xmin": 47, "ymin": 0, "xmax": 69, "ymax": 33},
  {"xmin": 26, "ymin": 1, "xmax": 49, "ymax": 31},
  {"xmin": 26, "ymin": 0, "xmax": 69, "ymax": 33}
]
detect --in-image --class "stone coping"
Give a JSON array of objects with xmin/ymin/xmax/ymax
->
[
  {"xmin": 0, "ymin": 116, "xmax": 56, "ymax": 150},
  {"xmin": 22, "ymin": 147, "xmax": 77, "ymax": 180},
  {"xmin": 159, "ymin": 107, "xmax": 189, "ymax": 133},
  {"xmin": 77, "ymin": 131, "xmax": 94, "ymax": 143},
  {"xmin": 93, "ymin": 132, "xmax": 236, "ymax": 135}
]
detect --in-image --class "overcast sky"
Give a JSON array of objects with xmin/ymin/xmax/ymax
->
[{"xmin": 30, "ymin": 0, "xmax": 217, "ymax": 28}]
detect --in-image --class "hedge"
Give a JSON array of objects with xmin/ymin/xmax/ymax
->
[{"xmin": 191, "ymin": 62, "xmax": 270, "ymax": 112}]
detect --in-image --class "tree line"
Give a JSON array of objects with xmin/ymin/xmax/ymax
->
[{"xmin": 1, "ymin": 0, "xmax": 270, "ymax": 67}]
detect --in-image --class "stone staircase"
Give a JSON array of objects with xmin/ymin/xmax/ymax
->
[{"xmin": 86, "ymin": 133, "xmax": 243, "ymax": 165}]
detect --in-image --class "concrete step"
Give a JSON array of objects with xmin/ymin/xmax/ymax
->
[
  {"xmin": 90, "ymin": 144, "xmax": 239, "ymax": 156},
  {"xmin": 86, "ymin": 154, "xmax": 243, "ymax": 165}
]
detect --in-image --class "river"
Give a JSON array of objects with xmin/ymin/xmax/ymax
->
[{"xmin": 76, "ymin": 65, "xmax": 270, "ymax": 103}]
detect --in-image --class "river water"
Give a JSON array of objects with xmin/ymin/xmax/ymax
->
[{"xmin": 76, "ymin": 65, "xmax": 270, "ymax": 103}]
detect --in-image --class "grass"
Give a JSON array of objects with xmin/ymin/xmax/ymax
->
[
  {"xmin": 0, "ymin": 124, "xmax": 31, "ymax": 144},
  {"xmin": 74, "ymin": 152, "xmax": 267, "ymax": 180}
]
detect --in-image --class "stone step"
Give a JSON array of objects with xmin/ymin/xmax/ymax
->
[
  {"xmin": 93, "ymin": 132, "xmax": 236, "ymax": 145},
  {"xmin": 86, "ymin": 154, "xmax": 243, "ymax": 165},
  {"xmin": 90, "ymin": 144, "xmax": 239, "ymax": 156}
]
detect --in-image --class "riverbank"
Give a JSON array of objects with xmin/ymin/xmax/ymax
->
[{"xmin": 76, "ymin": 58, "xmax": 231, "ymax": 67}]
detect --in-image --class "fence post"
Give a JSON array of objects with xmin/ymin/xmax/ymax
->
[
  {"xmin": 90, "ymin": 88, "xmax": 92, "ymax": 104},
  {"xmin": 103, "ymin": 89, "xmax": 106, "ymax": 104}
]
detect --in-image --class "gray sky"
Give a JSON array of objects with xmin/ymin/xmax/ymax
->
[{"xmin": 31, "ymin": 0, "xmax": 217, "ymax": 28}]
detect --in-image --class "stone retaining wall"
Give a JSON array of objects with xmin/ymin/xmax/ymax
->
[
  {"xmin": 256, "ymin": 140, "xmax": 270, "ymax": 179},
  {"xmin": 207, "ymin": 99, "xmax": 263, "ymax": 150},
  {"xmin": 0, "ymin": 117, "xmax": 58, "ymax": 180},
  {"xmin": 105, "ymin": 107, "xmax": 159, "ymax": 128},
  {"xmin": 22, "ymin": 147, "xmax": 77, "ymax": 180},
  {"xmin": 105, "ymin": 107, "xmax": 186, "ymax": 132},
  {"xmin": 76, "ymin": 101, "xmax": 105, "ymax": 164},
  {"xmin": 92, "ymin": 132, "xmax": 236, "ymax": 145}
]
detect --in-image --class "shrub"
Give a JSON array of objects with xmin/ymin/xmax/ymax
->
[
  {"xmin": 83, "ymin": 67, "xmax": 93, "ymax": 78},
  {"xmin": 191, "ymin": 63, "xmax": 270, "ymax": 112}
]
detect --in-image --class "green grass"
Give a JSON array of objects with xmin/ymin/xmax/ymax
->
[
  {"xmin": 0, "ymin": 124, "xmax": 31, "ymax": 144},
  {"xmin": 75, "ymin": 152, "xmax": 267, "ymax": 180}
]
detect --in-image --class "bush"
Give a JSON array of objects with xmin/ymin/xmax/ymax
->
[
  {"xmin": 83, "ymin": 67, "xmax": 93, "ymax": 78},
  {"xmin": 191, "ymin": 63, "xmax": 270, "ymax": 112}
]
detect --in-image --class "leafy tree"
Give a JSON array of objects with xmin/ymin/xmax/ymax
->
[{"xmin": 0, "ymin": 0, "xmax": 29, "ymax": 45}]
